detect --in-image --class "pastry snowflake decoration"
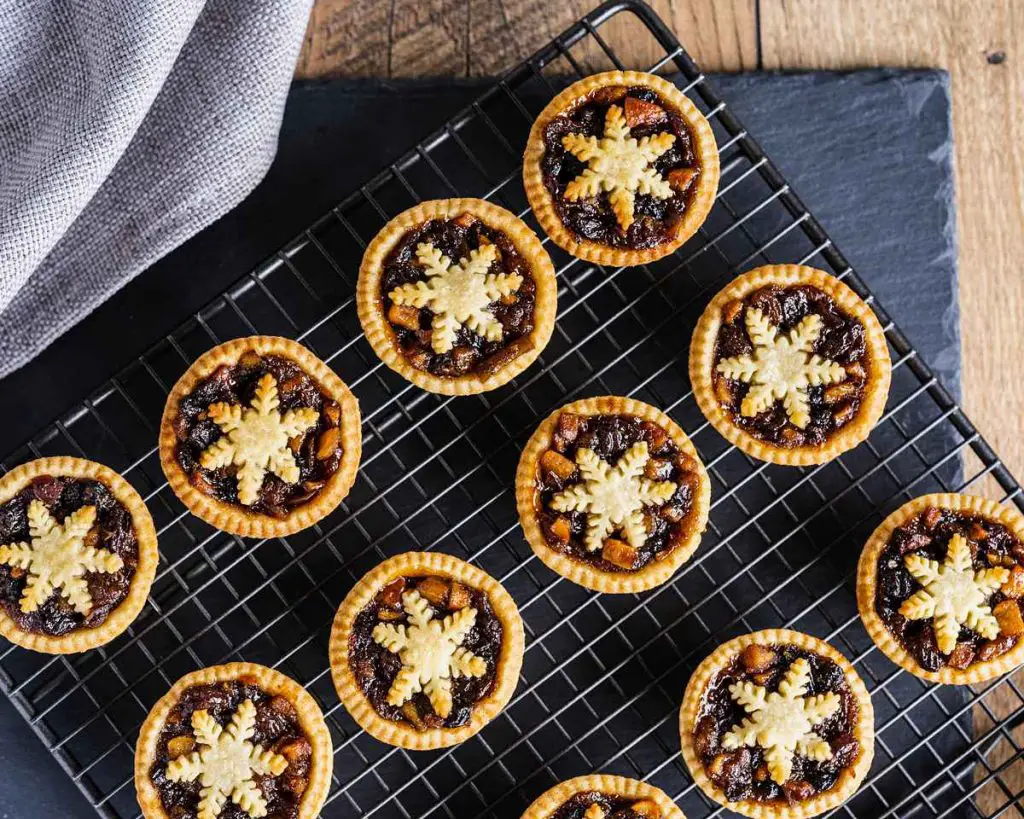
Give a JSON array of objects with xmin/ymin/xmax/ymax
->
[
  {"xmin": 389, "ymin": 242, "xmax": 522, "ymax": 355},
  {"xmin": 549, "ymin": 441, "xmax": 677, "ymax": 552},
  {"xmin": 717, "ymin": 308, "xmax": 847, "ymax": 429},
  {"xmin": 0, "ymin": 500, "xmax": 120, "ymax": 614},
  {"xmin": 562, "ymin": 103, "xmax": 676, "ymax": 232},
  {"xmin": 199, "ymin": 372, "xmax": 319, "ymax": 506},
  {"xmin": 372, "ymin": 589, "xmax": 487, "ymax": 718},
  {"xmin": 900, "ymin": 533, "xmax": 1009, "ymax": 654},
  {"xmin": 165, "ymin": 699, "xmax": 288, "ymax": 819},
  {"xmin": 723, "ymin": 657, "xmax": 841, "ymax": 786}
]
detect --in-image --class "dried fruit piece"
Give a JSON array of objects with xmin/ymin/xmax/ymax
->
[
  {"xmin": 540, "ymin": 449, "xmax": 577, "ymax": 481},
  {"xmin": 714, "ymin": 376, "xmax": 733, "ymax": 406},
  {"xmin": 922, "ymin": 507, "xmax": 942, "ymax": 530},
  {"xmin": 667, "ymin": 167, "xmax": 698, "ymax": 193},
  {"xmin": 452, "ymin": 212, "xmax": 477, "ymax": 229},
  {"xmin": 378, "ymin": 577, "xmax": 406, "ymax": 607},
  {"xmin": 277, "ymin": 736, "xmax": 311, "ymax": 763},
  {"xmin": 278, "ymin": 376, "xmax": 303, "ymax": 394},
  {"xmin": 548, "ymin": 515, "xmax": 571, "ymax": 545},
  {"xmin": 968, "ymin": 521, "xmax": 989, "ymax": 541},
  {"xmin": 1002, "ymin": 565, "xmax": 1024, "ymax": 598},
  {"xmin": 416, "ymin": 576, "xmax": 450, "ymax": 608},
  {"xmin": 823, "ymin": 381, "xmax": 857, "ymax": 405},
  {"xmin": 448, "ymin": 581, "xmax": 472, "ymax": 610},
  {"xmin": 554, "ymin": 412, "xmax": 581, "ymax": 451},
  {"xmin": 661, "ymin": 505, "xmax": 684, "ymax": 523},
  {"xmin": 377, "ymin": 609, "xmax": 403, "ymax": 621},
  {"xmin": 832, "ymin": 402, "xmax": 858, "ymax": 426},
  {"xmin": 323, "ymin": 403, "xmax": 341, "ymax": 425},
  {"xmin": 401, "ymin": 701, "xmax": 425, "ymax": 730},
  {"xmin": 602, "ymin": 538, "xmax": 638, "ymax": 570},
  {"xmin": 722, "ymin": 298, "xmax": 744, "ymax": 324},
  {"xmin": 624, "ymin": 95, "xmax": 668, "ymax": 127},
  {"xmin": 590, "ymin": 85, "xmax": 628, "ymax": 105},
  {"xmin": 166, "ymin": 735, "xmax": 195, "ymax": 759},
  {"xmin": 644, "ymin": 458, "xmax": 672, "ymax": 480},
  {"xmin": 994, "ymin": 599, "xmax": 1024, "ymax": 636},
  {"xmin": 978, "ymin": 634, "xmax": 1017, "ymax": 662},
  {"xmin": 630, "ymin": 800, "xmax": 661, "ymax": 818},
  {"xmin": 741, "ymin": 643, "xmax": 777, "ymax": 674},
  {"xmin": 269, "ymin": 695, "xmax": 297, "ymax": 717},
  {"xmin": 238, "ymin": 351, "xmax": 262, "ymax": 368},
  {"xmin": 845, "ymin": 362, "xmax": 867, "ymax": 380},
  {"xmin": 448, "ymin": 345, "xmax": 477, "ymax": 374},
  {"xmin": 784, "ymin": 780, "xmax": 815, "ymax": 802},
  {"xmin": 947, "ymin": 642, "xmax": 976, "ymax": 670},
  {"xmin": 388, "ymin": 303, "xmax": 422, "ymax": 331},
  {"xmin": 316, "ymin": 427, "xmax": 341, "ymax": 460}
]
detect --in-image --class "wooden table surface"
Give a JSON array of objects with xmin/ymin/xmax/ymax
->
[{"xmin": 297, "ymin": 2, "xmax": 1023, "ymax": 806}]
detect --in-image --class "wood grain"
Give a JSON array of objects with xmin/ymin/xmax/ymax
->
[{"xmin": 298, "ymin": 0, "xmax": 1024, "ymax": 810}]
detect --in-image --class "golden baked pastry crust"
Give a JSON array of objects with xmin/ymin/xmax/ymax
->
[
  {"xmin": 0, "ymin": 456, "xmax": 157, "ymax": 654},
  {"xmin": 679, "ymin": 629, "xmax": 874, "ymax": 819},
  {"xmin": 134, "ymin": 662, "xmax": 332, "ymax": 819},
  {"xmin": 519, "ymin": 773, "xmax": 686, "ymax": 819},
  {"xmin": 329, "ymin": 551, "xmax": 525, "ymax": 750},
  {"xmin": 689, "ymin": 265, "xmax": 891, "ymax": 466},
  {"xmin": 857, "ymin": 493, "xmax": 1024, "ymax": 684},
  {"xmin": 523, "ymin": 70, "xmax": 720, "ymax": 267},
  {"xmin": 158, "ymin": 335, "xmax": 362, "ymax": 538},
  {"xmin": 515, "ymin": 395, "xmax": 710, "ymax": 593},
  {"xmin": 356, "ymin": 198, "xmax": 557, "ymax": 395}
]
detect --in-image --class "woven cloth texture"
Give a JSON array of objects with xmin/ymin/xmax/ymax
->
[{"xmin": 0, "ymin": 0, "xmax": 313, "ymax": 377}]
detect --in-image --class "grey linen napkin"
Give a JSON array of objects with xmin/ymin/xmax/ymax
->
[{"xmin": 0, "ymin": 0, "xmax": 313, "ymax": 377}]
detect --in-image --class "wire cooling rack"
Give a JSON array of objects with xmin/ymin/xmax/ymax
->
[{"xmin": 2, "ymin": 2, "xmax": 1024, "ymax": 818}]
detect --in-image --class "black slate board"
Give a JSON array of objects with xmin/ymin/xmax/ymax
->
[{"xmin": 0, "ymin": 70, "xmax": 959, "ymax": 818}]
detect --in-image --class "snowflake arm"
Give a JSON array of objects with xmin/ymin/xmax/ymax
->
[
  {"xmin": 441, "ymin": 606, "xmax": 478, "ymax": 647},
  {"xmin": 722, "ymin": 716, "xmax": 760, "ymax": 750},
  {"xmin": 450, "ymin": 646, "xmax": 487, "ymax": 679},
  {"xmin": 637, "ymin": 132, "xmax": 676, "ymax": 164},
  {"xmin": 21, "ymin": 571, "xmax": 55, "ymax": 613},
  {"xmin": 976, "ymin": 567, "xmax": 1011, "ymax": 595},
  {"xmin": 27, "ymin": 500, "xmax": 57, "ymax": 539},
  {"xmin": 249, "ymin": 745, "xmax": 288, "ymax": 777},
  {"xmin": 789, "ymin": 314, "xmax": 822, "ymax": 353},
  {"xmin": 266, "ymin": 447, "xmax": 301, "ymax": 486},
  {"xmin": 278, "ymin": 407, "xmax": 319, "ymax": 438},
  {"xmin": 576, "ymin": 448, "xmax": 610, "ymax": 484},
  {"xmin": 372, "ymin": 622, "xmax": 410, "ymax": 653},
  {"xmin": 765, "ymin": 744, "xmax": 795, "ymax": 787},
  {"xmin": 416, "ymin": 243, "xmax": 452, "ymax": 276},
  {"xmin": 783, "ymin": 388, "xmax": 812, "ymax": 430},
  {"xmin": 424, "ymin": 675, "xmax": 453, "ymax": 719},
  {"xmin": 745, "ymin": 308, "xmax": 777, "ymax": 347},
  {"xmin": 608, "ymin": 187, "xmax": 637, "ymax": 231},
  {"xmin": 932, "ymin": 612, "xmax": 962, "ymax": 654},
  {"xmin": 741, "ymin": 383, "xmax": 777, "ymax": 418},
  {"xmin": 795, "ymin": 732, "xmax": 834, "ymax": 762},
  {"xmin": 235, "ymin": 460, "xmax": 266, "ymax": 507},
  {"xmin": 388, "ymin": 665, "xmax": 422, "ymax": 708},
  {"xmin": 251, "ymin": 373, "xmax": 281, "ymax": 417},
  {"xmin": 199, "ymin": 787, "xmax": 229, "ymax": 819},
  {"xmin": 459, "ymin": 245, "xmax": 499, "ymax": 277},
  {"xmin": 166, "ymin": 750, "xmax": 205, "ymax": 783},
  {"xmin": 562, "ymin": 133, "xmax": 601, "ymax": 162},
  {"xmin": 564, "ymin": 168, "xmax": 604, "ymax": 201},
  {"xmin": 200, "ymin": 436, "xmax": 236, "ymax": 470},
  {"xmin": 716, "ymin": 353, "xmax": 758, "ymax": 382},
  {"xmin": 802, "ymin": 692, "xmax": 841, "ymax": 724},
  {"xmin": 584, "ymin": 513, "xmax": 616, "ymax": 553},
  {"xmin": 636, "ymin": 167, "xmax": 673, "ymax": 200},
  {"xmin": 550, "ymin": 484, "xmax": 593, "ymax": 514},
  {"xmin": 904, "ymin": 553, "xmax": 942, "ymax": 586},
  {"xmin": 231, "ymin": 779, "xmax": 268, "ymax": 819},
  {"xmin": 461, "ymin": 306, "xmax": 504, "ymax": 344},
  {"xmin": 778, "ymin": 658, "xmax": 812, "ymax": 698},
  {"xmin": 964, "ymin": 607, "xmax": 1000, "ymax": 640},
  {"xmin": 208, "ymin": 402, "xmax": 243, "ymax": 434},
  {"xmin": 430, "ymin": 312, "xmax": 461, "ymax": 354},
  {"xmin": 729, "ymin": 680, "xmax": 768, "ymax": 713},
  {"xmin": 62, "ymin": 506, "xmax": 98, "ymax": 542},
  {"xmin": 389, "ymin": 279, "xmax": 436, "ymax": 309},
  {"xmin": 900, "ymin": 589, "xmax": 938, "ymax": 620},
  {"xmin": 61, "ymin": 575, "xmax": 94, "ymax": 614},
  {"xmin": 0, "ymin": 542, "xmax": 32, "ymax": 570},
  {"xmin": 402, "ymin": 589, "xmax": 435, "ymax": 630}
]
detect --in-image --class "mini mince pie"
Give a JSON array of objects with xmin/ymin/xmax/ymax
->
[
  {"xmin": 329, "ymin": 551, "xmax": 524, "ymax": 749},
  {"xmin": 515, "ymin": 396, "xmax": 710, "ymax": 593},
  {"xmin": 523, "ymin": 70, "xmax": 719, "ymax": 267},
  {"xmin": 159, "ymin": 336, "xmax": 361, "ymax": 538},
  {"xmin": 857, "ymin": 493, "xmax": 1024, "ymax": 684},
  {"xmin": 357, "ymin": 198, "xmax": 557, "ymax": 395},
  {"xmin": 519, "ymin": 774, "xmax": 685, "ymax": 819},
  {"xmin": 690, "ymin": 265, "xmax": 891, "ymax": 465},
  {"xmin": 680, "ymin": 630, "xmax": 874, "ymax": 819},
  {"xmin": 134, "ymin": 662, "xmax": 332, "ymax": 819},
  {"xmin": 0, "ymin": 456, "xmax": 157, "ymax": 654}
]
